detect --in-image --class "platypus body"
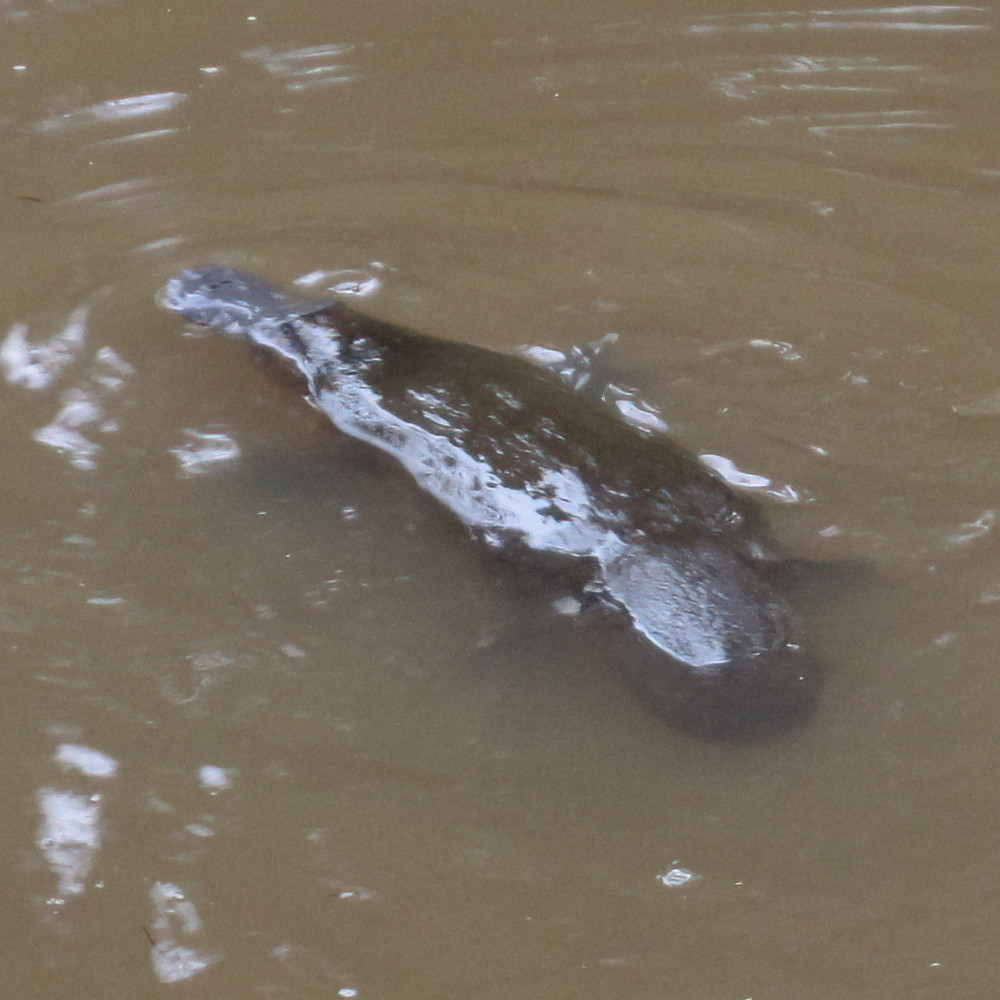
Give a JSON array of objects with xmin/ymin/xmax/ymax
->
[{"xmin": 162, "ymin": 266, "xmax": 819, "ymax": 741}]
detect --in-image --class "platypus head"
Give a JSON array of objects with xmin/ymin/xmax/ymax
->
[{"xmin": 160, "ymin": 266, "xmax": 333, "ymax": 337}]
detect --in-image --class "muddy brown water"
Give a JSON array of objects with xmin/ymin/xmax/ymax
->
[{"xmin": 2, "ymin": 0, "xmax": 1000, "ymax": 996}]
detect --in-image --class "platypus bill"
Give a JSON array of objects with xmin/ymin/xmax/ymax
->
[{"xmin": 161, "ymin": 265, "xmax": 820, "ymax": 742}]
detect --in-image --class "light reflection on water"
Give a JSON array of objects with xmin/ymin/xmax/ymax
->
[
  {"xmin": 1, "ymin": 308, "xmax": 88, "ymax": 391},
  {"xmin": 34, "ymin": 92, "xmax": 186, "ymax": 134},
  {"xmin": 2, "ymin": 302, "xmax": 138, "ymax": 471},
  {"xmin": 170, "ymin": 427, "xmax": 242, "ymax": 476},
  {"xmin": 243, "ymin": 43, "xmax": 367, "ymax": 91},
  {"xmin": 683, "ymin": 4, "xmax": 991, "ymax": 35},
  {"xmin": 36, "ymin": 788, "xmax": 103, "ymax": 900},
  {"xmin": 148, "ymin": 881, "xmax": 219, "ymax": 984}
]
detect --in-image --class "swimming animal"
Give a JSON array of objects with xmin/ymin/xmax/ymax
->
[{"xmin": 161, "ymin": 266, "xmax": 819, "ymax": 741}]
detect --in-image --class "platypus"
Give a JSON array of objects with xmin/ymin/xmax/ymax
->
[{"xmin": 161, "ymin": 266, "xmax": 819, "ymax": 741}]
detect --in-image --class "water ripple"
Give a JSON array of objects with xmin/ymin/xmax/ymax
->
[
  {"xmin": 243, "ymin": 43, "xmax": 365, "ymax": 91},
  {"xmin": 684, "ymin": 4, "xmax": 991, "ymax": 34},
  {"xmin": 711, "ymin": 50, "xmax": 956, "ymax": 134},
  {"xmin": 170, "ymin": 427, "xmax": 241, "ymax": 477},
  {"xmin": 5, "ymin": 308, "xmax": 137, "ymax": 472},
  {"xmin": 0, "ymin": 0, "xmax": 116, "ymax": 21},
  {"xmin": 148, "ymin": 882, "xmax": 219, "ymax": 984},
  {"xmin": 34, "ymin": 91, "xmax": 186, "ymax": 134},
  {"xmin": 32, "ymin": 346, "xmax": 134, "ymax": 471},
  {"xmin": 1, "ymin": 308, "xmax": 88, "ymax": 390}
]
